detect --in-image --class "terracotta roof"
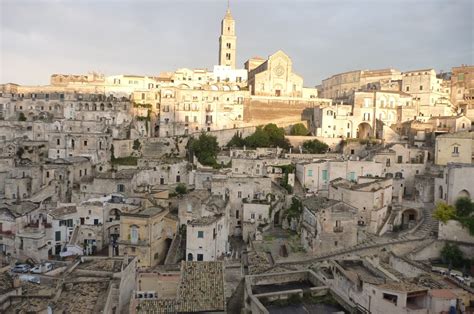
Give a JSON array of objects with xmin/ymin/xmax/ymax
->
[{"xmin": 429, "ymin": 289, "xmax": 457, "ymax": 299}]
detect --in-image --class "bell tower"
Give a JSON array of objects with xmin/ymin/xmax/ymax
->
[{"xmin": 218, "ymin": 5, "xmax": 236, "ymax": 69}]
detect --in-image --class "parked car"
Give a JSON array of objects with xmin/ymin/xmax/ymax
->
[
  {"xmin": 11, "ymin": 264, "xmax": 31, "ymax": 273},
  {"xmin": 31, "ymin": 263, "xmax": 53, "ymax": 274},
  {"xmin": 432, "ymin": 266, "xmax": 448, "ymax": 275},
  {"xmin": 455, "ymin": 276, "xmax": 465, "ymax": 284},
  {"xmin": 450, "ymin": 270, "xmax": 463, "ymax": 277},
  {"xmin": 19, "ymin": 274, "xmax": 40, "ymax": 284}
]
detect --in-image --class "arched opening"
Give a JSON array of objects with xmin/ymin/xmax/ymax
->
[
  {"xmin": 187, "ymin": 253, "xmax": 193, "ymax": 261},
  {"xmin": 457, "ymin": 189, "xmax": 471, "ymax": 199},
  {"xmin": 401, "ymin": 209, "xmax": 418, "ymax": 230},
  {"xmin": 100, "ymin": 103, "xmax": 105, "ymax": 111},
  {"xmin": 109, "ymin": 208, "xmax": 121, "ymax": 222},
  {"xmin": 438, "ymin": 186, "xmax": 443, "ymax": 199},
  {"xmin": 357, "ymin": 122, "xmax": 372, "ymax": 139}
]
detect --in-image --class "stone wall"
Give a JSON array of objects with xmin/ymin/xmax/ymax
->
[
  {"xmin": 438, "ymin": 220, "xmax": 474, "ymax": 243},
  {"xmin": 192, "ymin": 126, "xmax": 256, "ymax": 146},
  {"xmin": 243, "ymin": 98, "xmax": 319, "ymax": 127}
]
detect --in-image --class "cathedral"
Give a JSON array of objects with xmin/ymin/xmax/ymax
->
[{"xmin": 217, "ymin": 6, "xmax": 318, "ymax": 99}]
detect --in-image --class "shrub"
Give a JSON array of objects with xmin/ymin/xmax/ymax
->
[
  {"xmin": 302, "ymin": 139, "xmax": 329, "ymax": 154},
  {"xmin": 290, "ymin": 123, "xmax": 309, "ymax": 136}
]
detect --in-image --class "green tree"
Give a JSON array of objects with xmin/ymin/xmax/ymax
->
[
  {"xmin": 441, "ymin": 243, "xmax": 464, "ymax": 267},
  {"xmin": 433, "ymin": 202, "xmax": 456, "ymax": 223},
  {"xmin": 189, "ymin": 133, "xmax": 219, "ymax": 166},
  {"xmin": 18, "ymin": 112, "xmax": 27, "ymax": 121},
  {"xmin": 302, "ymin": 139, "xmax": 329, "ymax": 154},
  {"xmin": 244, "ymin": 126, "xmax": 270, "ymax": 148},
  {"xmin": 133, "ymin": 139, "xmax": 141, "ymax": 151},
  {"xmin": 227, "ymin": 132, "xmax": 246, "ymax": 147},
  {"xmin": 455, "ymin": 197, "xmax": 474, "ymax": 217},
  {"xmin": 290, "ymin": 123, "xmax": 309, "ymax": 136},
  {"xmin": 175, "ymin": 183, "xmax": 187, "ymax": 195},
  {"xmin": 263, "ymin": 123, "xmax": 290, "ymax": 149}
]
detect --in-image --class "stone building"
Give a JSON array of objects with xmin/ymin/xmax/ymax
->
[
  {"xmin": 435, "ymin": 131, "xmax": 473, "ymax": 165},
  {"xmin": 247, "ymin": 50, "xmax": 318, "ymax": 98},
  {"xmin": 118, "ymin": 206, "xmax": 177, "ymax": 268},
  {"xmin": 186, "ymin": 214, "xmax": 228, "ymax": 261},
  {"xmin": 157, "ymin": 84, "xmax": 247, "ymax": 137},
  {"xmin": 401, "ymin": 69, "xmax": 450, "ymax": 107},
  {"xmin": 320, "ymin": 68, "xmax": 402, "ymax": 99},
  {"xmin": 451, "ymin": 65, "xmax": 474, "ymax": 120},
  {"xmin": 328, "ymin": 177, "xmax": 392, "ymax": 234},
  {"xmin": 210, "ymin": 175, "xmax": 273, "ymax": 235},
  {"xmin": 301, "ymin": 197, "xmax": 357, "ymax": 254},
  {"xmin": 296, "ymin": 159, "xmax": 384, "ymax": 194},
  {"xmin": 218, "ymin": 9, "xmax": 236, "ymax": 69},
  {"xmin": 434, "ymin": 163, "xmax": 473, "ymax": 205}
]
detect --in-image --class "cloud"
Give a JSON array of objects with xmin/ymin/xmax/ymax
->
[{"xmin": 1, "ymin": 0, "xmax": 472, "ymax": 86}]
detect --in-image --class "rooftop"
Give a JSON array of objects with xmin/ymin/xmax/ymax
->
[
  {"xmin": 137, "ymin": 261, "xmax": 225, "ymax": 313},
  {"xmin": 302, "ymin": 196, "xmax": 339, "ymax": 212},
  {"xmin": 49, "ymin": 205, "xmax": 77, "ymax": 219},
  {"xmin": 189, "ymin": 214, "xmax": 223, "ymax": 226},
  {"xmin": 124, "ymin": 206, "xmax": 166, "ymax": 218},
  {"xmin": 0, "ymin": 201, "xmax": 39, "ymax": 218}
]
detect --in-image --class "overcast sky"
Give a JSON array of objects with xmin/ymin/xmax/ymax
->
[{"xmin": 1, "ymin": 0, "xmax": 473, "ymax": 86}]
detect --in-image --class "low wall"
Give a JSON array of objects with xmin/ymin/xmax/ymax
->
[
  {"xmin": 439, "ymin": 220, "xmax": 474, "ymax": 243},
  {"xmin": 194, "ymin": 126, "xmax": 256, "ymax": 146},
  {"xmin": 285, "ymin": 136, "xmax": 343, "ymax": 151}
]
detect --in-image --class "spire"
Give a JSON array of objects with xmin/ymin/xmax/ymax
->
[{"xmin": 224, "ymin": 0, "xmax": 233, "ymax": 19}]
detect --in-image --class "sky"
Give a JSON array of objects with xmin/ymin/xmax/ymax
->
[{"xmin": 1, "ymin": 0, "xmax": 473, "ymax": 86}]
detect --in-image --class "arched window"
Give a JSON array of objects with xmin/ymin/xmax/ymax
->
[
  {"xmin": 438, "ymin": 186, "xmax": 443, "ymax": 199},
  {"xmin": 187, "ymin": 253, "xmax": 193, "ymax": 261},
  {"xmin": 130, "ymin": 225, "xmax": 139, "ymax": 244}
]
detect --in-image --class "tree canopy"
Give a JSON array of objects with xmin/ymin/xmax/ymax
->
[
  {"xmin": 441, "ymin": 243, "xmax": 464, "ymax": 267},
  {"xmin": 226, "ymin": 124, "xmax": 290, "ymax": 149},
  {"xmin": 290, "ymin": 123, "xmax": 309, "ymax": 136},
  {"xmin": 302, "ymin": 139, "xmax": 329, "ymax": 154},
  {"xmin": 455, "ymin": 197, "xmax": 474, "ymax": 217},
  {"xmin": 433, "ymin": 202, "xmax": 456, "ymax": 223},
  {"xmin": 190, "ymin": 133, "xmax": 219, "ymax": 166}
]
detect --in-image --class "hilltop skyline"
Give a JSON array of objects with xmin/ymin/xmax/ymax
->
[{"xmin": 1, "ymin": 0, "xmax": 472, "ymax": 86}]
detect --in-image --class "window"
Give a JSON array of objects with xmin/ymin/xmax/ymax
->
[
  {"xmin": 130, "ymin": 226, "xmax": 139, "ymax": 244},
  {"xmin": 56, "ymin": 139, "xmax": 60, "ymax": 145},
  {"xmin": 322, "ymin": 170, "xmax": 328, "ymax": 181},
  {"xmin": 198, "ymin": 231, "xmax": 204, "ymax": 238},
  {"xmin": 176, "ymin": 175, "xmax": 180, "ymax": 183},
  {"xmin": 236, "ymin": 210, "xmax": 239, "ymax": 219},
  {"xmin": 117, "ymin": 184, "xmax": 125, "ymax": 192},
  {"xmin": 197, "ymin": 254, "xmax": 204, "ymax": 261},
  {"xmin": 419, "ymin": 85, "xmax": 423, "ymax": 91},
  {"xmin": 383, "ymin": 293, "xmax": 398, "ymax": 305},
  {"xmin": 94, "ymin": 219, "xmax": 99, "ymax": 225},
  {"xmin": 226, "ymin": 53, "xmax": 231, "ymax": 60},
  {"xmin": 251, "ymin": 213, "xmax": 255, "ymax": 219},
  {"xmin": 226, "ymin": 42, "xmax": 231, "ymax": 49},
  {"xmin": 406, "ymin": 86, "xmax": 410, "ymax": 92},
  {"xmin": 46, "ymin": 171, "xmax": 50, "ymax": 178},
  {"xmin": 453, "ymin": 146, "xmax": 459, "ymax": 155},
  {"xmin": 84, "ymin": 140, "xmax": 88, "ymax": 146},
  {"xmin": 308, "ymin": 169, "xmax": 313, "ymax": 177},
  {"xmin": 397, "ymin": 156, "xmax": 403, "ymax": 163},
  {"xmin": 237, "ymin": 191, "xmax": 242, "ymax": 198}
]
